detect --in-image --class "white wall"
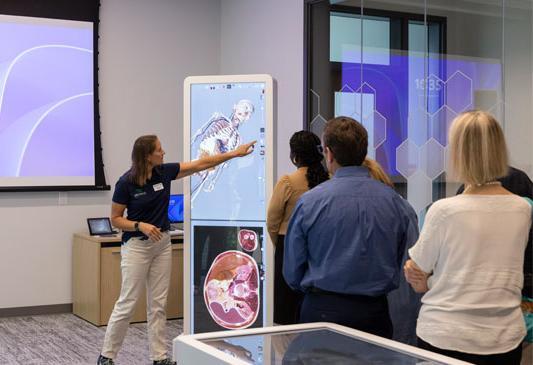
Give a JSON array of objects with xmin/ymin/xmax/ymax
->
[
  {"xmin": 0, "ymin": 0, "xmax": 305, "ymax": 310},
  {"xmin": 0, "ymin": 0, "xmax": 221, "ymax": 309},
  {"xmin": 99, "ymin": 0, "xmax": 221, "ymax": 187},
  {"xmin": 220, "ymin": 0, "xmax": 305, "ymax": 180}
]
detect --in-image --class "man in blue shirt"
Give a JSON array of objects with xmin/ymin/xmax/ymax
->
[{"xmin": 283, "ymin": 116, "xmax": 418, "ymax": 339}]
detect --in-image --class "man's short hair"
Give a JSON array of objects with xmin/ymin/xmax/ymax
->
[
  {"xmin": 449, "ymin": 110, "xmax": 508, "ymax": 185},
  {"xmin": 323, "ymin": 116, "xmax": 368, "ymax": 166}
]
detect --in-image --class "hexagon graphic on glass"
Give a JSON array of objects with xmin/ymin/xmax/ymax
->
[
  {"xmin": 203, "ymin": 250, "xmax": 260, "ymax": 329},
  {"xmin": 238, "ymin": 229, "xmax": 258, "ymax": 252}
]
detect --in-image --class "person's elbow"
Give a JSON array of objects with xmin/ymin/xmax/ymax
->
[
  {"xmin": 266, "ymin": 221, "xmax": 279, "ymax": 243},
  {"xmin": 110, "ymin": 203, "xmax": 126, "ymax": 227},
  {"xmin": 110, "ymin": 216, "xmax": 122, "ymax": 227}
]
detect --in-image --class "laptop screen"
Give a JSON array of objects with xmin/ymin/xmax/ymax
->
[
  {"xmin": 168, "ymin": 194, "xmax": 184, "ymax": 223},
  {"xmin": 87, "ymin": 217, "xmax": 113, "ymax": 235}
]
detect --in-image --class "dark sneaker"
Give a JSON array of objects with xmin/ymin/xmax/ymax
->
[
  {"xmin": 153, "ymin": 359, "xmax": 176, "ymax": 365},
  {"xmin": 97, "ymin": 354, "xmax": 115, "ymax": 365}
]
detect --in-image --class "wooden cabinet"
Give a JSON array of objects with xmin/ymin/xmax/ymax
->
[{"xmin": 72, "ymin": 232, "xmax": 183, "ymax": 326}]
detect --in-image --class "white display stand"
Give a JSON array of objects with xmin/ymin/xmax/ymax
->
[
  {"xmin": 183, "ymin": 74, "xmax": 275, "ymax": 335},
  {"xmin": 173, "ymin": 322, "xmax": 472, "ymax": 365}
]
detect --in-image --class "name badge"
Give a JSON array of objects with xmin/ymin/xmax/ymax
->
[{"xmin": 153, "ymin": 183, "xmax": 164, "ymax": 192}]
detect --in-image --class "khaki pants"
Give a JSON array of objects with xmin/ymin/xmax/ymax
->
[{"xmin": 101, "ymin": 233, "xmax": 172, "ymax": 361}]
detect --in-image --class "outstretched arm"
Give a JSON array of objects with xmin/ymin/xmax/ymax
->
[{"xmin": 177, "ymin": 140, "xmax": 256, "ymax": 179}]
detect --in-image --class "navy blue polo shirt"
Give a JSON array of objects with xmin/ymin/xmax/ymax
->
[{"xmin": 112, "ymin": 163, "xmax": 180, "ymax": 243}]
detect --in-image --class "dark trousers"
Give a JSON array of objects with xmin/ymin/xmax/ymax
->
[
  {"xmin": 418, "ymin": 337, "xmax": 523, "ymax": 365},
  {"xmin": 274, "ymin": 236, "xmax": 303, "ymax": 324},
  {"xmin": 299, "ymin": 289, "xmax": 393, "ymax": 339}
]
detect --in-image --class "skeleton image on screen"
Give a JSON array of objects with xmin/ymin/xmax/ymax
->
[
  {"xmin": 185, "ymin": 76, "xmax": 272, "ymax": 335},
  {"xmin": 203, "ymin": 250, "xmax": 260, "ymax": 329},
  {"xmin": 191, "ymin": 100, "xmax": 255, "ymax": 202}
]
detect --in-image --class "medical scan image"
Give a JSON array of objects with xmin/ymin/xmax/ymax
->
[
  {"xmin": 192, "ymin": 224, "xmax": 265, "ymax": 333},
  {"xmin": 238, "ymin": 229, "xmax": 258, "ymax": 252},
  {"xmin": 191, "ymin": 99, "xmax": 254, "ymax": 200},
  {"xmin": 203, "ymin": 250, "xmax": 260, "ymax": 330},
  {"xmin": 189, "ymin": 82, "xmax": 267, "ymax": 222},
  {"xmin": 186, "ymin": 77, "xmax": 271, "ymax": 335}
]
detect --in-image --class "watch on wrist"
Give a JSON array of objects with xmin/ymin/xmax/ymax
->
[{"xmin": 134, "ymin": 222, "xmax": 140, "ymax": 231}]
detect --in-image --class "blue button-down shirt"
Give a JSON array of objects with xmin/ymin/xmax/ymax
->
[{"xmin": 283, "ymin": 166, "xmax": 419, "ymax": 296}]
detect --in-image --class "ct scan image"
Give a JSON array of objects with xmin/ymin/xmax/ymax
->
[{"xmin": 192, "ymin": 224, "xmax": 265, "ymax": 333}]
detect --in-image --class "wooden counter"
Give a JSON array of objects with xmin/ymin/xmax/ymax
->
[{"xmin": 72, "ymin": 232, "xmax": 183, "ymax": 326}]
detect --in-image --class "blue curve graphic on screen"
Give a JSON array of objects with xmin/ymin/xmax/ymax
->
[{"xmin": 0, "ymin": 19, "xmax": 94, "ymax": 179}]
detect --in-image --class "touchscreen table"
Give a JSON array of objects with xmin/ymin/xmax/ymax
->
[{"xmin": 174, "ymin": 323, "xmax": 472, "ymax": 365}]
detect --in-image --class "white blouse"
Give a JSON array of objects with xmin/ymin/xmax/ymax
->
[{"xmin": 409, "ymin": 194, "xmax": 531, "ymax": 354}]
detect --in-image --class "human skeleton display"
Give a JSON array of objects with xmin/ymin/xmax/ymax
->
[{"xmin": 191, "ymin": 99, "xmax": 255, "ymax": 202}]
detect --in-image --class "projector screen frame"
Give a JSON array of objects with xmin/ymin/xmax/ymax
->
[{"xmin": 0, "ymin": 0, "xmax": 109, "ymax": 192}]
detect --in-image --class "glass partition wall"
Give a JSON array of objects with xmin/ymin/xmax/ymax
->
[{"xmin": 305, "ymin": 0, "xmax": 533, "ymax": 221}]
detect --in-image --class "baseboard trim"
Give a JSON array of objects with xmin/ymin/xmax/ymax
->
[{"xmin": 0, "ymin": 303, "xmax": 72, "ymax": 318}]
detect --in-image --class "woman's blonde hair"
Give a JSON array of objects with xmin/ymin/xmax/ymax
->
[
  {"xmin": 363, "ymin": 158, "xmax": 394, "ymax": 188},
  {"xmin": 448, "ymin": 110, "xmax": 508, "ymax": 185}
]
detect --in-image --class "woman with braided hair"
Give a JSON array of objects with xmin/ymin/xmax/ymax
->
[{"xmin": 267, "ymin": 130, "xmax": 329, "ymax": 324}]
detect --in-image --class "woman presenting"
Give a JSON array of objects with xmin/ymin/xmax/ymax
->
[{"xmin": 98, "ymin": 135, "xmax": 255, "ymax": 365}]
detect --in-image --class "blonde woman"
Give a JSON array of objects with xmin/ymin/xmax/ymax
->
[
  {"xmin": 404, "ymin": 110, "xmax": 531, "ymax": 365},
  {"xmin": 363, "ymin": 158, "xmax": 394, "ymax": 188}
]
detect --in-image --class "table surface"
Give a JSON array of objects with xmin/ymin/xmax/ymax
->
[{"xmin": 74, "ymin": 231, "xmax": 183, "ymax": 243}]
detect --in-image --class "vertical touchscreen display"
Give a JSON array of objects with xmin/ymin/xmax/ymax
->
[{"xmin": 186, "ymin": 79, "xmax": 271, "ymax": 334}]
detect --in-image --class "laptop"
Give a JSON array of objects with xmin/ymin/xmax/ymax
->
[
  {"xmin": 87, "ymin": 217, "xmax": 118, "ymax": 236},
  {"xmin": 168, "ymin": 194, "xmax": 184, "ymax": 234}
]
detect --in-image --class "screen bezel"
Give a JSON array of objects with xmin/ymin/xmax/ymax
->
[
  {"xmin": 168, "ymin": 193, "xmax": 184, "ymax": 224},
  {"xmin": 87, "ymin": 217, "xmax": 113, "ymax": 236},
  {"xmin": 0, "ymin": 0, "xmax": 108, "ymax": 192},
  {"xmin": 183, "ymin": 74, "xmax": 275, "ymax": 334}
]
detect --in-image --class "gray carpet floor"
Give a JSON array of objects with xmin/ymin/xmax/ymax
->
[
  {"xmin": 0, "ymin": 314, "xmax": 183, "ymax": 365},
  {"xmin": 0, "ymin": 313, "xmax": 531, "ymax": 364}
]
